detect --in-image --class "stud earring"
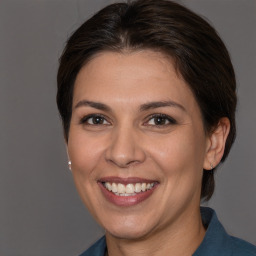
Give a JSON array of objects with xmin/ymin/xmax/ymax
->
[
  {"xmin": 210, "ymin": 163, "xmax": 214, "ymax": 170},
  {"xmin": 68, "ymin": 161, "xmax": 72, "ymax": 171}
]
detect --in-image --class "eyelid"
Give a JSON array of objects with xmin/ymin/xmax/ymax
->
[
  {"xmin": 79, "ymin": 113, "xmax": 111, "ymax": 125},
  {"xmin": 144, "ymin": 113, "xmax": 177, "ymax": 126},
  {"xmin": 79, "ymin": 113, "xmax": 176, "ymax": 127}
]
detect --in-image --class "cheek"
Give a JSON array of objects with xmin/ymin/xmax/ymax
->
[
  {"xmin": 67, "ymin": 130, "xmax": 105, "ymax": 178},
  {"xmin": 151, "ymin": 132, "xmax": 205, "ymax": 209},
  {"xmin": 148, "ymin": 128, "xmax": 206, "ymax": 180},
  {"xmin": 67, "ymin": 131, "xmax": 105, "ymax": 212}
]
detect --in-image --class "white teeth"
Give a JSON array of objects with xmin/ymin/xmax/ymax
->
[
  {"xmin": 103, "ymin": 182, "xmax": 156, "ymax": 196},
  {"xmin": 134, "ymin": 183, "xmax": 141, "ymax": 193},
  {"xmin": 112, "ymin": 183, "xmax": 118, "ymax": 193},
  {"xmin": 126, "ymin": 184, "xmax": 135, "ymax": 193},
  {"xmin": 117, "ymin": 183, "xmax": 126, "ymax": 194},
  {"xmin": 106, "ymin": 182, "xmax": 112, "ymax": 191}
]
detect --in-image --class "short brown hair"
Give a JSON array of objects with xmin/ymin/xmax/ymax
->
[{"xmin": 57, "ymin": 0, "xmax": 237, "ymax": 201}]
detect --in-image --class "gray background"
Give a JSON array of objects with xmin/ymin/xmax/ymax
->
[{"xmin": 0, "ymin": 0, "xmax": 255, "ymax": 255}]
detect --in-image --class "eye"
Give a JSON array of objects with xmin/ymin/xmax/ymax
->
[
  {"xmin": 80, "ymin": 114, "xmax": 110, "ymax": 125},
  {"xmin": 146, "ymin": 114, "xmax": 177, "ymax": 126}
]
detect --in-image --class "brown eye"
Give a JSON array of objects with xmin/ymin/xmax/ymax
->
[
  {"xmin": 80, "ymin": 114, "xmax": 110, "ymax": 125},
  {"xmin": 147, "ymin": 114, "xmax": 177, "ymax": 126},
  {"xmin": 153, "ymin": 116, "xmax": 168, "ymax": 125},
  {"xmin": 90, "ymin": 116, "xmax": 105, "ymax": 125}
]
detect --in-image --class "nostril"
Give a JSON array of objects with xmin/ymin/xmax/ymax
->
[
  {"xmin": 105, "ymin": 131, "xmax": 146, "ymax": 167},
  {"xmin": 106, "ymin": 158, "xmax": 138, "ymax": 168}
]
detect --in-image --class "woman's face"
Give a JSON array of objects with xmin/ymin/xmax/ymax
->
[{"xmin": 68, "ymin": 50, "xmax": 211, "ymax": 239}]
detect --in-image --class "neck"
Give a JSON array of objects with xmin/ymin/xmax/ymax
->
[{"xmin": 106, "ymin": 206, "xmax": 205, "ymax": 256}]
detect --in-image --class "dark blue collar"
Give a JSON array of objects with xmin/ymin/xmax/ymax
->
[
  {"xmin": 80, "ymin": 207, "xmax": 256, "ymax": 256},
  {"xmin": 193, "ymin": 207, "xmax": 232, "ymax": 255}
]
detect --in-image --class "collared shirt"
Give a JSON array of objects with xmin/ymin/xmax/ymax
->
[{"xmin": 80, "ymin": 207, "xmax": 256, "ymax": 256}]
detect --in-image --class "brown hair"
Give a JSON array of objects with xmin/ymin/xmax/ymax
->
[{"xmin": 57, "ymin": 0, "xmax": 237, "ymax": 201}]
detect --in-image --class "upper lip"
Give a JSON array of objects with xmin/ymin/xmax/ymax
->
[{"xmin": 98, "ymin": 176, "xmax": 159, "ymax": 185}]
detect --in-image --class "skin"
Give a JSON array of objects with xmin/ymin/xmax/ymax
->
[{"xmin": 67, "ymin": 50, "xmax": 230, "ymax": 256}]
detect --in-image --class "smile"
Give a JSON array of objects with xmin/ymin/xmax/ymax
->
[
  {"xmin": 103, "ymin": 182, "xmax": 156, "ymax": 196},
  {"xmin": 98, "ymin": 177, "xmax": 159, "ymax": 206}
]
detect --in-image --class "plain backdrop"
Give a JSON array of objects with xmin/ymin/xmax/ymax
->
[{"xmin": 0, "ymin": 0, "xmax": 255, "ymax": 255}]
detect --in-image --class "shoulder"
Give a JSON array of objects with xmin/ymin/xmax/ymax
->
[
  {"xmin": 194, "ymin": 207, "xmax": 256, "ymax": 256},
  {"xmin": 230, "ymin": 236, "xmax": 256, "ymax": 256},
  {"xmin": 79, "ymin": 236, "xmax": 106, "ymax": 256}
]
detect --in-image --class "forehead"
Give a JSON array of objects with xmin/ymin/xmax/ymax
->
[
  {"xmin": 76, "ymin": 50, "xmax": 177, "ymax": 81},
  {"xmin": 73, "ymin": 50, "xmax": 196, "ymax": 110}
]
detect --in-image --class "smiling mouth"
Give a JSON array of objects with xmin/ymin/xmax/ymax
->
[
  {"xmin": 98, "ymin": 177, "xmax": 159, "ymax": 206},
  {"xmin": 102, "ymin": 182, "xmax": 157, "ymax": 196}
]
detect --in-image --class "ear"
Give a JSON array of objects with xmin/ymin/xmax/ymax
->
[{"xmin": 203, "ymin": 117, "xmax": 230, "ymax": 170}]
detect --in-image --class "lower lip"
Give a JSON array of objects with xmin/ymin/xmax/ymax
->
[{"xmin": 98, "ymin": 182, "xmax": 158, "ymax": 207}]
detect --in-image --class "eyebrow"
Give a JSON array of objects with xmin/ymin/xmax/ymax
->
[
  {"xmin": 74, "ymin": 100, "xmax": 111, "ymax": 111},
  {"xmin": 74, "ymin": 100, "xmax": 186, "ymax": 112},
  {"xmin": 140, "ymin": 101, "xmax": 186, "ymax": 112}
]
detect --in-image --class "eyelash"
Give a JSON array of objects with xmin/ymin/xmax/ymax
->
[
  {"xmin": 79, "ymin": 114, "xmax": 110, "ymax": 125},
  {"xmin": 145, "ymin": 113, "xmax": 177, "ymax": 127},
  {"xmin": 79, "ymin": 113, "xmax": 177, "ymax": 127}
]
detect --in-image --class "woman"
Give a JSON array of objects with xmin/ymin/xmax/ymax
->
[{"xmin": 57, "ymin": 0, "xmax": 256, "ymax": 255}]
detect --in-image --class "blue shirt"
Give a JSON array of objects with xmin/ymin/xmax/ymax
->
[{"xmin": 80, "ymin": 207, "xmax": 256, "ymax": 256}]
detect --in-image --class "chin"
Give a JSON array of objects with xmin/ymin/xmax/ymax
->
[
  {"xmin": 107, "ymin": 227, "xmax": 151, "ymax": 240},
  {"xmin": 104, "ymin": 217, "xmax": 157, "ymax": 240}
]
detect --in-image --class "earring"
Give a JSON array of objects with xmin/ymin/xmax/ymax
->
[
  {"xmin": 68, "ymin": 161, "xmax": 72, "ymax": 171},
  {"xmin": 210, "ymin": 163, "xmax": 214, "ymax": 170}
]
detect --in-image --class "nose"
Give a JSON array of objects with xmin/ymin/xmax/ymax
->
[{"xmin": 105, "ymin": 126, "xmax": 146, "ymax": 168}]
